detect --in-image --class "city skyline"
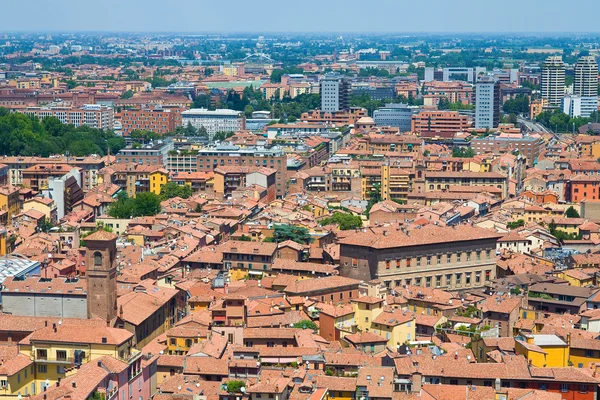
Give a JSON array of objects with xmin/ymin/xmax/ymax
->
[{"xmin": 4, "ymin": 0, "xmax": 600, "ymax": 33}]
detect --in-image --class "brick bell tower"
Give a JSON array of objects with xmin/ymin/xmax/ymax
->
[{"xmin": 85, "ymin": 230, "xmax": 118, "ymax": 322}]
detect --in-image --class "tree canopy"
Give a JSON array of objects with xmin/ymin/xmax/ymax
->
[
  {"xmin": 502, "ymin": 95, "xmax": 530, "ymax": 115},
  {"xmin": 292, "ymin": 320, "xmax": 319, "ymax": 332},
  {"xmin": 266, "ymin": 224, "xmax": 312, "ymax": 244},
  {"xmin": 108, "ymin": 192, "xmax": 162, "ymax": 218},
  {"xmin": 565, "ymin": 206, "xmax": 580, "ymax": 218},
  {"xmin": 159, "ymin": 182, "xmax": 193, "ymax": 200},
  {"xmin": 0, "ymin": 109, "xmax": 125, "ymax": 157},
  {"xmin": 319, "ymin": 212, "xmax": 363, "ymax": 230},
  {"xmin": 452, "ymin": 147, "xmax": 476, "ymax": 158}
]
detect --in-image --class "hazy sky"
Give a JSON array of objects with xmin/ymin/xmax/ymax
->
[{"xmin": 4, "ymin": 0, "xmax": 600, "ymax": 33}]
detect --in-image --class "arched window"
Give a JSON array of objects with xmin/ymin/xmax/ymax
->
[{"xmin": 94, "ymin": 252, "xmax": 102, "ymax": 267}]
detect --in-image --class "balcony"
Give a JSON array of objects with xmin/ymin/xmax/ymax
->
[
  {"xmin": 107, "ymin": 386, "xmax": 119, "ymax": 400},
  {"xmin": 34, "ymin": 355, "xmax": 88, "ymax": 365}
]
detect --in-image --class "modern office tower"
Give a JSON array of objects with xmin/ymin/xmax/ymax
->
[
  {"xmin": 475, "ymin": 76, "xmax": 501, "ymax": 129},
  {"xmin": 320, "ymin": 73, "xmax": 351, "ymax": 112},
  {"xmin": 574, "ymin": 56, "xmax": 598, "ymax": 97},
  {"xmin": 541, "ymin": 56, "xmax": 565, "ymax": 107},
  {"xmin": 373, "ymin": 104, "xmax": 415, "ymax": 131}
]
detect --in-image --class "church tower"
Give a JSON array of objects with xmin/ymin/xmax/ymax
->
[{"xmin": 85, "ymin": 230, "xmax": 118, "ymax": 322}]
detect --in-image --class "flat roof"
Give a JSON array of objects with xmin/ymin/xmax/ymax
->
[{"xmin": 0, "ymin": 255, "xmax": 41, "ymax": 284}]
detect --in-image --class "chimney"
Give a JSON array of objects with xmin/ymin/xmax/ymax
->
[
  {"xmin": 52, "ymin": 323, "xmax": 57, "ymax": 332},
  {"xmin": 57, "ymin": 378, "xmax": 61, "ymax": 387},
  {"xmin": 72, "ymin": 381, "xmax": 77, "ymax": 389},
  {"xmin": 411, "ymin": 372, "xmax": 422, "ymax": 393}
]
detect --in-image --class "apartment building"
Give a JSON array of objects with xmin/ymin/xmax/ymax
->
[
  {"xmin": 475, "ymin": 76, "xmax": 501, "ymax": 129},
  {"xmin": 21, "ymin": 104, "xmax": 114, "ymax": 130},
  {"xmin": 568, "ymin": 174, "xmax": 600, "ymax": 202},
  {"xmin": 2, "ymin": 156, "xmax": 105, "ymax": 191},
  {"xmin": 300, "ymin": 108, "xmax": 367, "ymax": 126},
  {"xmin": 220, "ymin": 241, "xmax": 278, "ymax": 280},
  {"xmin": 213, "ymin": 166, "xmax": 276, "ymax": 202},
  {"xmin": 423, "ymin": 81, "xmax": 474, "ymax": 105},
  {"xmin": 357, "ymin": 134, "xmax": 423, "ymax": 154},
  {"xmin": 339, "ymin": 225, "xmax": 502, "ymax": 289},
  {"xmin": 471, "ymin": 133, "xmax": 543, "ymax": 167},
  {"xmin": 116, "ymin": 140, "xmax": 174, "ymax": 166},
  {"xmin": 320, "ymin": 73, "xmax": 351, "ymax": 112},
  {"xmin": 181, "ymin": 109, "xmax": 245, "ymax": 140},
  {"xmin": 192, "ymin": 145, "xmax": 287, "ymax": 198},
  {"xmin": 411, "ymin": 111, "xmax": 470, "ymax": 138},
  {"xmin": 121, "ymin": 106, "xmax": 183, "ymax": 136},
  {"xmin": 21, "ymin": 164, "xmax": 79, "ymax": 192},
  {"xmin": 541, "ymin": 56, "xmax": 565, "ymax": 107},
  {"xmin": 0, "ymin": 185, "xmax": 21, "ymax": 223},
  {"xmin": 423, "ymin": 171, "xmax": 508, "ymax": 199}
]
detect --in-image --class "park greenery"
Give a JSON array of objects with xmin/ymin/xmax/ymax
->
[
  {"xmin": 108, "ymin": 192, "xmax": 162, "ymax": 219},
  {"xmin": 536, "ymin": 109, "xmax": 599, "ymax": 133},
  {"xmin": 0, "ymin": 108, "xmax": 125, "ymax": 157},
  {"xmin": 319, "ymin": 212, "xmax": 363, "ymax": 230}
]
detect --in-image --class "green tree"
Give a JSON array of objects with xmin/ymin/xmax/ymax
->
[
  {"xmin": 452, "ymin": 147, "xmax": 475, "ymax": 158},
  {"xmin": 365, "ymin": 183, "xmax": 382, "ymax": 214},
  {"xmin": 160, "ymin": 182, "xmax": 193, "ymax": 200},
  {"xmin": 565, "ymin": 206, "xmax": 580, "ymax": 218},
  {"xmin": 270, "ymin": 225, "xmax": 312, "ymax": 244},
  {"xmin": 502, "ymin": 95, "xmax": 530, "ymax": 115},
  {"xmin": 507, "ymin": 219, "xmax": 525, "ymax": 229},
  {"xmin": 226, "ymin": 381, "xmax": 245, "ymax": 393},
  {"xmin": 244, "ymin": 104, "xmax": 254, "ymax": 118},
  {"xmin": 133, "ymin": 192, "xmax": 162, "ymax": 216},
  {"xmin": 108, "ymin": 192, "xmax": 162, "ymax": 218},
  {"xmin": 120, "ymin": 90, "xmax": 134, "ymax": 99},
  {"xmin": 131, "ymin": 130, "xmax": 160, "ymax": 142},
  {"xmin": 39, "ymin": 218, "xmax": 54, "ymax": 233},
  {"xmin": 293, "ymin": 320, "xmax": 319, "ymax": 332},
  {"xmin": 193, "ymin": 94, "xmax": 212, "ymax": 109},
  {"xmin": 319, "ymin": 213, "xmax": 363, "ymax": 230}
]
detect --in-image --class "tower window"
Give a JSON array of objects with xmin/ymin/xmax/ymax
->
[{"xmin": 94, "ymin": 252, "xmax": 102, "ymax": 267}]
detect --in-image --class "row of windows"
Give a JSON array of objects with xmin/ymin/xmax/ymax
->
[
  {"xmin": 382, "ymin": 250, "xmax": 492, "ymax": 270},
  {"xmin": 382, "ymin": 270, "xmax": 492, "ymax": 289}
]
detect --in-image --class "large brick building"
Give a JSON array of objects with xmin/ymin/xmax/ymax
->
[
  {"xmin": 121, "ymin": 106, "xmax": 183, "ymax": 136},
  {"xmin": 339, "ymin": 224, "xmax": 502, "ymax": 289},
  {"xmin": 411, "ymin": 110, "xmax": 470, "ymax": 138}
]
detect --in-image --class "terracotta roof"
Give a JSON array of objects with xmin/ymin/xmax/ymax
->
[
  {"xmin": 28, "ymin": 324, "xmax": 132, "ymax": 345},
  {"xmin": 339, "ymin": 224, "xmax": 502, "ymax": 249},
  {"xmin": 284, "ymin": 275, "xmax": 360, "ymax": 295},
  {"xmin": 345, "ymin": 331, "xmax": 388, "ymax": 344},
  {"xmin": 372, "ymin": 308, "xmax": 414, "ymax": 327}
]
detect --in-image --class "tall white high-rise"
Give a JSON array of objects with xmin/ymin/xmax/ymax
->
[
  {"xmin": 475, "ymin": 76, "xmax": 501, "ymax": 129},
  {"xmin": 320, "ymin": 73, "xmax": 350, "ymax": 112},
  {"xmin": 574, "ymin": 56, "xmax": 599, "ymax": 97},
  {"xmin": 541, "ymin": 56, "xmax": 565, "ymax": 107}
]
